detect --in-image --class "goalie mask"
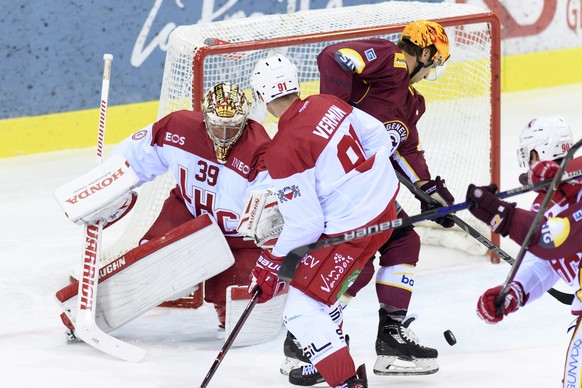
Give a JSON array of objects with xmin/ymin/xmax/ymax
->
[
  {"xmin": 250, "ymin": 54, "xmax": 299, "ymax": 104},
  {"xmin": 517, "ymin": 116, "xmax": 573, "ymax": 168},
  {"xmin": 202, "ymin": 82, "xmax": 250, "ymax": 163},
  {"xmin": 400, "ymin": 20, "xmax": 450, "ymax": 81}
]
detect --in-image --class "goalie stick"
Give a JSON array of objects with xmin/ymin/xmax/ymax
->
[
  {"xmin": 495, "ymin": 137, "xmax": 582, "ymax": 313},
  {"xmin": 199, "ymin": 291, "xmax": 260, "ymax": 388},
  {"xmin": 395, "ymin": 171, "xmax": 573, "ymax": 305},
  {"xmin": 73, "ymin": 54, "xmax": 146, "ymax": 362},
  {"xmin": 278, "ymin": 167, "xmax": 582, "ymax": 282}
]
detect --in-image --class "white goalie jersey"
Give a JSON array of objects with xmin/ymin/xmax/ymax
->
[{"xmin": 113, "ymin": 110, "xmax": 273, "ymax": 236}]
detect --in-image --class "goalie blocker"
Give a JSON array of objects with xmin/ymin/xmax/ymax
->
[{"xmin": 55, "ymin": 214, "xmax": 234, "ymax": 334}]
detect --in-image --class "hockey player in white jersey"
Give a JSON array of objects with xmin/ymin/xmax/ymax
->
[
  {"xmin": 466, "ymin": 116, "xmax": 582, "ymax": 387},
  {"xmin": 55, "ymin": 82, "xmax": 280, "ymax": 338},
  {"xmin": 248, "ymin": 54, "xmax": 401, "ymax": 388}
]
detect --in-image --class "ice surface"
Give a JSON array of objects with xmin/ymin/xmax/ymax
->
[{"xmin": 1, "ymin": 83, "xmax": 582, "ymax": 387}]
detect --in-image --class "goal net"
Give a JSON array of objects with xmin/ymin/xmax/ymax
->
[{"xmin": 103, "ymin": 1, "xmax": 501, "ymax": 264}]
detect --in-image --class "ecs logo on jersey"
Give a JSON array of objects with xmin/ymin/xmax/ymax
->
[{"xmin": 278, "ymin": 185, "xmax": 301, "ymax": 202}]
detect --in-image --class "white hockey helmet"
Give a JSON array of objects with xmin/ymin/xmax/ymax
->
[
  {"xmin": 250, "ymin": 54, "xmax": 299, "ymax": 104},
  {"xmin": 516, "ymin": 115, "xmax": 573, "ymax": 168},
  {"xmin": 202, "ymin": 82, "xmax": 250, "ymax": 164}
]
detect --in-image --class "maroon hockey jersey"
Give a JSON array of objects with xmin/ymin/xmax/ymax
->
[{"xmin": 318, "ymin": 38, "xmax": 431, "ymax": 182}]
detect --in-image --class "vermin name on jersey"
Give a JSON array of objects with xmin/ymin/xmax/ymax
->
[{"xmin": 312, "ymin": 105, "xmax": 347, "ymax": 139}]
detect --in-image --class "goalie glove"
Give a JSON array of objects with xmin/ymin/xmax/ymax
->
[
  {"xmin": 77, "ymin": 190, "xmax": 137, "ymax": 227},
  {"xmin": 417, "ymin": 176, "xmax": 455, "ymax": 228},
  {"xmin": 237, "ymin": 188, "xmax": 284, "ymax": 249}
]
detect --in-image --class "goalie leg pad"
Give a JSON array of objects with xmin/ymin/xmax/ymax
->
[
  {"xmin": 225, "ymin": 285, "xmax": 287, "ymax": 347},
  {"xmin": 204, "ymin": 240, "xmax": 258, "ymax": 306},
  {"xmin": 55, "ymin": 214, "xmax": 234, "ymax": 333}
]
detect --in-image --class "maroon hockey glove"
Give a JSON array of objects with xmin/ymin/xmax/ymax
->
[
  {"xmin": 528, "ymin": 160, "xmax": 581, "ymax": 206},
  {"xmin": 466, "ymin": 184, "xmax": 515, "ymax": 236},
  {"xmin": 418, "ymin": 176, "xmax": 455, "ymax": 228},
  {"xmin": 249, "ymin": 251, "xmax": 287, "ymax": 304},
  {"xmin": 476, "ymin": 282, "xmax": 526, "ymax": 324}
]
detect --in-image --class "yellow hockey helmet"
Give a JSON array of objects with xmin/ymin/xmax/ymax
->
[{"xmin": 400, "ymin": 20, "xmax": 450, "ymax": 66}]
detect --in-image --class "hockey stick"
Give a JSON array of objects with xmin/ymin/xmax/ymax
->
[
  {"xmin": 395, "ymin": 171, "xmax": 513, "ymax": 261},
  {"xmin": 495, "ymin": 138, "xmax": 582, "ymax": 312},
  {"xmin": 199, "ymin": 291, "xmax": 260, "ymax": 388},
  {"xmin": 73, "ymin": 54, "xmax": 146, "ymax": 362},
  {"xmin": 395, "ymin": 171, "xmax": 573, "ymax": 305},
  {"xmin": 278, "ymin": 168, "xmax": 582, "ymax": 282}
]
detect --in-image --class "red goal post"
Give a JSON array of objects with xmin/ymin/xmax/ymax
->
[{"xmin": 108, "ymin": 2, "xmax": 501, "ymax": 266}]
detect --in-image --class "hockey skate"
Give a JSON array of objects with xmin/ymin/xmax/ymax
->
[
  {"xmin": 285, "ymin": 331, "xmax": 352, "ymax": 386},
  {"xmin": 373, "ymin": 308, "xmax": 439, "ymax": 376},
  {"xmin": 283, "ymin": 330, "xmax": 325, "ymax": 385},
  {"xmin": 280, "ymin": 330, "xmax": 311, "ymax": 376},
  {"xmin": 289, "ymin": 362, "xmax": 367, "ymax": 387},
  {"xmin": 289, "ymin": 363, "xmax": 325, "ymax": 386}
]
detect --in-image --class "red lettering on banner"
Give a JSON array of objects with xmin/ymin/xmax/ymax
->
[
  {"xmin": 567, "ymin": 0, "xmax": 582, "ymax": 32},
  {"xmin": 479, "ymin": 0, "xmax": 556, "ymax": 38}
]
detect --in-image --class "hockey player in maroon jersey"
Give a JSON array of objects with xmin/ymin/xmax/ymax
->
[
  {"xmin": 283, "ymin": 20, "xmax": 453, "ymax": 378},
  {"xmin": 466, "ymin": 116, "xmax": 582, "ymax": 387},
  {"xmin": 249, "ymin": 53, "xmax": 401, "ymax": 388}
]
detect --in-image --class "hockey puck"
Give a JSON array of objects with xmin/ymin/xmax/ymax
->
[{"xmin": 444, "ymin": 330, "xmax": 457, "ymax": 346}]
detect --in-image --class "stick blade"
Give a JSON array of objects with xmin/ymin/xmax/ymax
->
[{"xmin": 75, "ymin": 322, "xmax": 147, "ymax": 363}]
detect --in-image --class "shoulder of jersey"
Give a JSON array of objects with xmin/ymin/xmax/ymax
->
[
  {"xmin": 351, "ymin": 39, "xmax": 406, "ymax": 69},
  {"xmin": 149, "ymin": 110, "xmax": 218, "ymax": 162},
  {"xmin": 227, "ymin": 119, "xmax": 271, "ymax": 169},
  {"xmin": 245, "ymin": 119, "xmax": 271, "ymax": 142},
  {"xmin": 161, "ymin": 110, "xmax": 206, "ymax": 137},
  {"xmin": 567, "ymin": 155, "xmax": 582, "ymax": 172}
]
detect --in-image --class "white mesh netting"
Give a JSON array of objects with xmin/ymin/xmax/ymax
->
[{"xmin": 103, "ymin": 1, "xmax": 500, "ymax": 263}]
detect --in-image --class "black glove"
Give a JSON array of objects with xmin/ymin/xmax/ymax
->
[
  {"xmin": 465, "ymin": 184, "xmax": 515, "ymax": 236},
  {"xmin": 418, "ymin": 176, "xmax": 455, "ymax": 228}
]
